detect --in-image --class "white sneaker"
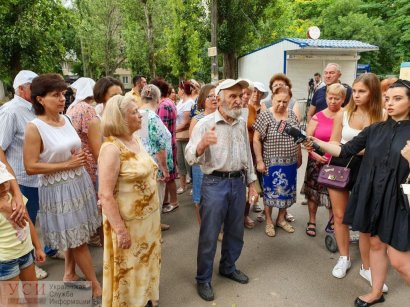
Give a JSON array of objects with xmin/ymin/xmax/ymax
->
[
  {"xmin": 359, "ymin": 265, "xmax": 389, "ymax": 293},
  {"xmin": 35, "ymin": 266, "xmax": 48, "ymax": 280},
  {"xmin": 49, "ymin": 250, "xmax": 65, "ymax": 260},
  {"xmin": 332, "ymin": 256, "xmax": 351, "ymax": 278},
  {"xmin": 252, "ymin": 204, "xmax": 263, "ymax": 212}
]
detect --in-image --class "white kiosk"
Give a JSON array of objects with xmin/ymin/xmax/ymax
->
[{"xmin": 237, "ymin": 38, "xmax": 379, "ymax": 101}]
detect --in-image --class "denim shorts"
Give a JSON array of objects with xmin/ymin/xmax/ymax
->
[{"xmin": 0, "ymin": 251, "xmax": 34, "ymax": 280}]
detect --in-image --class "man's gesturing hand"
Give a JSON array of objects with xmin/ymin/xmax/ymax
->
[
  {"xmin": 196, "ymin": 126, "xmax": 217, "ymax": 157},
  {"xmin": 202, "ymin": 126, "xmax": 218, "ymax": 147}
]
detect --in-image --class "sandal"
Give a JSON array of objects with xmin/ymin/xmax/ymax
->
[
  {"xmin": 92, "ymin": 295, "xmax": 102, "ymax": 307},
  {"xmin": 265, "ymin": 224, "xmax": 276, "ymax": 237},
  {"xmin": 162, "ymin": 202, "xmax": 179, "ymax": 214},
  {"xmin": 285, "ymin": 212, "xmax": 295, "ymax": 222},
  {"xmin": 325, "ymin": 216, "xmax": 335, "ymax": 233},
  {"xmin": 161, "ymin": 223, "xmax": 170, "ymax": 231},
  {"xmin": 276, "ymin": 220, "xmax": 295, "ymax": 233},
  {"xmin": 306, "ymin": 222, "xmax": 316, "ymax": 237},
  {"xmin": 244, "ymin": 216, "xmax": 255, "ymax": 229},
  {"xmin": 64, "ymin": 277, "xmax": 91, "ymax": 290}
]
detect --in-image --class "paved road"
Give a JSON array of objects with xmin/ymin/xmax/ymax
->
[{"xmin": 41, "ymin": 149, "xmax": 408, "ymax": 307}]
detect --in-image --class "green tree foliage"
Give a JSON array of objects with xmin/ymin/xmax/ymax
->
[
  {"xmin": 74, "ymin": 0, "xmax": 126, "ymax": 78},
  {"xmin": 1, "ymin": 0, "xmax": 407, "ymax": 89},
  {"xmin": 121, "ymin": 0, "xmax": 174, "ymax": 80},
  {"xmin": 217, "ymin": 0, "xmax": 270, "ymax": 78},
  {"xmin": 269, "ymin": 0, "xmax": 407, "ymax": 74},
  {"xmin": 360, "ymin": 0, "xmax": 410, "ymax": 73},
  {"xmin": 0, "ymin": 0, "xmax": 72, "ymax": 86},
  {"xmin": 165, "ymin": 0, "xmax": 209, "ymax": 81}
]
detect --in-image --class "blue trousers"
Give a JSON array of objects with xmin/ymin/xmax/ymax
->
[
  {"xmin": 191, "ymin": 165, "xmax": 204, "ymax": 204},
  {"xmin": 19, "ymin": 185, "xmax": 57, "ymax": 256},
  {"xmin": 196, "ymin": 174, "xmax": 246, "ymax": 283}
]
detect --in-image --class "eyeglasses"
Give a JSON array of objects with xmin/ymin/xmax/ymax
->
[
  {"xmin": 207, "ymin": 95, "xmax": 216, "ymax": 99},
  {"xmin": 272, "ymin": 83, "xmax": 286, "ymax": 88},
  {"xmin": 394, "ymin": 79, "xmax": 410, "ymax": 90}
]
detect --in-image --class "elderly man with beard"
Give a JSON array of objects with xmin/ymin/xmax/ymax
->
[{"xmin": 185, "ymin": 79, "xmax": 258, "ymax": 301}]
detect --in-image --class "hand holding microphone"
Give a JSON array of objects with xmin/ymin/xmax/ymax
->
[{"xmin": 276, "ymin": 120, "xmax": 325, "ymax": 156}]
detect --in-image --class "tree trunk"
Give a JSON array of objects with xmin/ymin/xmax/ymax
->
[
  {"xmin": 142, "ymin": 0, "xmax": 156, "ymax": 78},
  {"xmin": 223, "ymin": 52, "xmax": 237, "ymax": 79},
  {"xmin": 10, "ymin": 50, "xmax": 21, "ymax": 79}
]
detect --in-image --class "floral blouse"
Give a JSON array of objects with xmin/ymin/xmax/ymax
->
[
  {"xmin": 139, "ymin": 109, "xmax": 173, "ymax": 178},
  {"xmin": 66, "ymin": 101, "xmax": 98, "ymax": 185}
]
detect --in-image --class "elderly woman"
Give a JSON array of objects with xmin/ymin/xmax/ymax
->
[
  {"xmin": 266, "ymin": 73, "xmax": 301, "ymax": 122},
  {"xmin": 247, "ymin": 82, "xmax": 269, "ymax": 214},
  {"xmin": 67, "ymin": 77, "xmax": 103, "ymax": 247},
  {"xmin": 249, "ymin": 82, "xmax": 268, "ymax": 114},
  {"xmin": 23, "ymin": 74, "xmax": 102, "ymax": 303},
  {"xmin": 242, "ymin": 80, "xmax": 258, "ymax": 227},
  {"xmin": 253, "ymin": 86, "xmax": 302, "ymax": 237},
  {"xmin": 98, "ymin": 95, "xmax": 161, "ymax": 307},
  {"xmin": 151, "ymin": 78, "xmax": 179, "ymax": 214},
  {"xmin": 188, "ymin": 84, "xmax": 217, "ymax": 224},
  {"xmin": 137, "ymin": 84, "xmax": 173, "ymax": 231},
  {"xmin": 301, "ymin": 84, "xmax": 346, "ymax": 237},
  {"xmin": 66, "ymin": 78, "xmax": 98, "ymax": 187},
  {"xmin": 175, "ymin": 80, "xmax": 196, "ymax": 195}
]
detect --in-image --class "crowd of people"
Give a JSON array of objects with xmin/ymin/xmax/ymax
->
[{"xmin": 0, "ymin": 64, "xmax": 408, "ymax": 307}]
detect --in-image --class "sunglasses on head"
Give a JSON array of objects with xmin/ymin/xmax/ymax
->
[{"xmin": 393, "ymin": 79, "xmax": 410, "ymax": 90}]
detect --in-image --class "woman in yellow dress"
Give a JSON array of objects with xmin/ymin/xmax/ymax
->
[{"xmin": 98, "ymin": 94, "xmax": 161, "ymax": 307}]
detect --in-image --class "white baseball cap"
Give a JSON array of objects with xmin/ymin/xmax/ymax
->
[
  {"xmin": 253, "ymin": 82, "xmax": 269, "ymax": 99},
  {"xmin": 13, "ymin": 70, "xmax": 38, "ymax": 90},
  {"xmin": 0, "ymin": 162, "xmax": 15, "ymax": 185},
  {"xmin": 216, "ymin": 79, "xmax": 249, "ymax": 95}
]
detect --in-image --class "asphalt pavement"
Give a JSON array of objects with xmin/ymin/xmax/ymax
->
[{"xmin": 40, "ymin": 149, "xmax": 409, "ymax": 307}]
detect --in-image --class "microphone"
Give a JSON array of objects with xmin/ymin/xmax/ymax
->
[{"xmin": 277, "ymin": 120, "xmax": 325, "ymax": 156}]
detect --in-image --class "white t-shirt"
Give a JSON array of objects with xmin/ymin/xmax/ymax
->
[{"xmin": 176, "ymin": 99, "xmax": 194, "ymax": 126}]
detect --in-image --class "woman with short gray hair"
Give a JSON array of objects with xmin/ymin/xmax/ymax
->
[{"xmin": 137, "ymin": 84, "xmax": 174, "ymax": 230}]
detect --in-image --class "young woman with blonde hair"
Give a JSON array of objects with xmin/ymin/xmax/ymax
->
[{"xmin": 326, "ymin": 74, "xmax": 387, "ymax": 294}]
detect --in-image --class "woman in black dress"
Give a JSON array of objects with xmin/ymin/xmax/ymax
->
[{"xmin": 305, "ymin": 80, "xmax": 410, "ymax": 306}]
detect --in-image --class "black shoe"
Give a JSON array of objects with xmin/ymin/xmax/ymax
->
[
  {"xmin": 354, "ymin": 295, "xmax": 385, "ymax": 307},
  {"xmin": 197, "ymin": 282, "xmax": 214, "ymax": 301},
  {"xmin": 219, "ymin": 269, "xmax": 249, "ymax": 284}
]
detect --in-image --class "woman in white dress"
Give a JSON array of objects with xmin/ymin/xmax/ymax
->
[{"xmin": 23, "ymin": 73, "xmax": 102, "ymax": 304}]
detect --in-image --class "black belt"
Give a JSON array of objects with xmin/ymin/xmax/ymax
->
[{"xmin": 210, "ymin": 170, "xmax": 244, "ymax": 179}]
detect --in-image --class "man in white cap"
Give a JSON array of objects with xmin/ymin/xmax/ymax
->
[
  {"xmin": 0, "ymin": 70, "xmax": 63, "ymax": 280},
  {"xmin": 185, "ymin": 79, "xmax": 259, "ymax": 301}
]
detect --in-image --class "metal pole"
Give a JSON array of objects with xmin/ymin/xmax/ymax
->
[{"xmin": 210, "ymin": 0, "xmax": 218, "ymax": 83}]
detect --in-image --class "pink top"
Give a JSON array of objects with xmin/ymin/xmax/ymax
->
[{"xmin": 311, "ymin": 111, "xmax": 333, "ymax": 160}]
